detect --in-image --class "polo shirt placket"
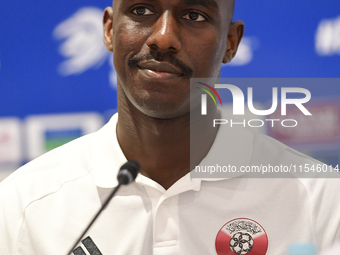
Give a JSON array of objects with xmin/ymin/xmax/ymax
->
[{"xmin": 136, "ymin": 174, "xmax": 201, "ymax": 255}]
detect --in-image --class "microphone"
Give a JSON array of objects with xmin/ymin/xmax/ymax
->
[
  {"xmin": 67, "ymin": 160, "xmax": 140, "ymax": 255},
  {"xmin": 117, "ymin": 160, "xmax": 140, "ymax": 185}
]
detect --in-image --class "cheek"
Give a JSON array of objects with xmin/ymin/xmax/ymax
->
[
  {"xmin": 113, "ymin": 22, "xmax": 149, "ymax": 73},
  {"xmin": 185, "ymin": 32, "xmax": 225, "ymax": 76}
]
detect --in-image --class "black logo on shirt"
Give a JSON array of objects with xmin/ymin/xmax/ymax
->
[{"xmin": 72, "ymin": 236, "xmax": 103, "ymax": 255}]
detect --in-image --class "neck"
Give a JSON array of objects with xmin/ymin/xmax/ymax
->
[{"xmin": 116, "ymin": 87, "xmax": 218, "ymax": 190}]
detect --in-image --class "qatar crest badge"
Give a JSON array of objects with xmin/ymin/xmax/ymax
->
[{"xmin": 215, "ymin": 218, "xmax": 268, "ymax": 255}]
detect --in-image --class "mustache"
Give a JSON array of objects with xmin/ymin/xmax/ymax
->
[{"xmin": 128, "ymin": 51, "xmax": 193, "ymax": 78}]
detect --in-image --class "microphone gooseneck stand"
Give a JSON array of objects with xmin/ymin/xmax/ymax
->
[{"xmin": 67, "ymin": 160, "xmax": 140, "ymax": 255}]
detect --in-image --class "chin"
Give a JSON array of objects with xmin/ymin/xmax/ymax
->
[
  {"xmin": 136, "ymin": 100, "xmax": 190, "ymax": 119},
  {"xmin": 125, "ymin": 92, "xmax": 189, "ymax": 119}
]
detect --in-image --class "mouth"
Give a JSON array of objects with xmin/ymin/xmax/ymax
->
[{"xmin": 137, "ymin": 60, "xmax": 184, "ymax": 80}]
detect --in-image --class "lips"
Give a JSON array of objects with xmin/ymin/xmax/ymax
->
[{"xmin": 137, "ymin": 60, "xmax": 183, "ymax": 76}]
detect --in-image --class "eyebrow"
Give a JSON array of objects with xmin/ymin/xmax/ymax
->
[{"xmin": 184, "ymin": 0, "xmax": 219, "ymax": 10}]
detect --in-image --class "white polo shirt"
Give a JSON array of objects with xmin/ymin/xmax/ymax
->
[{"xmin": 1, "ymin": 111, "xmax": 340, "ymax": 255}]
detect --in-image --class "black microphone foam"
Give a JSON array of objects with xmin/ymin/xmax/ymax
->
[{"xmin": 117, "ymin": 160, "xmax": 140, "ymax": 185}]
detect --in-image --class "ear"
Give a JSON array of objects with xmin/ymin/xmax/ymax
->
[
  {"xmin": 103, "ymin": 7, "xmax": 114, "ymax": 52},
  {"xmin": 223, "ymin": 20, "xmax": 245, "ymax": 63}
]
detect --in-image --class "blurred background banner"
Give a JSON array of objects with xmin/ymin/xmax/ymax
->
[{"xmin": 1, "ymin": 0, "xmax": 340, "ymax": 179}]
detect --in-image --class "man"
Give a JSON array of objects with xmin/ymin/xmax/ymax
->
[{"xmin": 1, "ymin": 0, "xmax": 339, "ymax": 254}]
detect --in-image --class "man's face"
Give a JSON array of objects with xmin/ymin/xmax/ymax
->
[{"xmin": 104, "ymin": 0, "xmax": 242, "ymax": 119}]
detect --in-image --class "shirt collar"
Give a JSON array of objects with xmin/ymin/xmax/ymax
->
[
  {"xmin": 93, "ymin": 109, "xmax": 254, "ymax": 188},
  {"xmin": 192, "ymin": 108, "xmax": 253, "ymax": 181},
  {"xmin": 92, "ymin": 114, "xmax": 127, "ymax": 188}
]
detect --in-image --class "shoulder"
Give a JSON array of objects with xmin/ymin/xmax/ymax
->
[
  {"xmin": 0, "ymin": 113, "xmax": 120, "ymax": 208},
  {"xmin": 0, "ymin": 131, "xmax": 96, "ymax": 208},
  {"xmin": 250, "ymin": 131, "xmax": 317, "ymax": 165},
  {"xmin": 222, "ymin": 126, "xmax": 340, "ymax": 194},
  {"xmin": 249, "ymin": 130, "xmax": 340, "ymax": 206},
  {"xmin": 243, "ymin": 129, "xmax": 340, "ymax": 247},
  {"xmin": 0, "ymin": 131, "xmax": 101, "ymax": 254}
]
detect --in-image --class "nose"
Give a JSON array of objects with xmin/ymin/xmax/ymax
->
[{"xmin": 146, "ymin": 12, "xmax": 181, "ymax": 53}]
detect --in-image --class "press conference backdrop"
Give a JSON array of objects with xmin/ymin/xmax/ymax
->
[{"xmin": 1, "ymin": 0, "xmax": 340, "ymax": 180}]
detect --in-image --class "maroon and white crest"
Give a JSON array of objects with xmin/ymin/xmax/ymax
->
[{"xmin": 215, "ymin": 218, "xmax": 268, "ymax": 255}]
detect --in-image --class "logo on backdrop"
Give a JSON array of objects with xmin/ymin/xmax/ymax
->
[
  {"xmin": 315, "ymin": 15, "xmax": 340, "ymax": 56},
  {"xmin": 53, "ymin": 7, "xmax": 117, "ymax": 89},
  {"xmin": 215, "ymin": 218, "xmax": 268, "ymax": 255}
]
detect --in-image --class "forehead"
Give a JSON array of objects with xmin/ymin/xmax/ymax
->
[
  {"xmin": 182, "ymin": 0, "xmax": 218, "ymax": 9},
  {"xmin": 113, "ymin": 0, "xmax": 225, "ymax": 10}
]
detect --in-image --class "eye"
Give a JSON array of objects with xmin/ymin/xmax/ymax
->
[
  {"xmin": 132, "ymin": 7, "xmax": 154, "ymax": 16},
  {"xmin": 182, "ymin": 12, "xmax": 206, "ymax": 22}
]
